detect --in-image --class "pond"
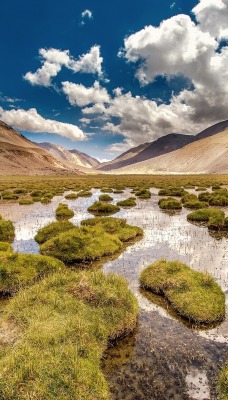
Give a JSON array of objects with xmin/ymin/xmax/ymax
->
[{"xmin": 0, "ymin": 188, "xmax": 227, "ymax": 400}]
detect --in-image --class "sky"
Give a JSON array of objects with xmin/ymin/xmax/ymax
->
[{"xmin": 0, "ymin": 0, "xmax": 227, "ymax": 161}]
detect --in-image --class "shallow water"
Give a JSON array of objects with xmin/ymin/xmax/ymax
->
[{"xmin": 0, "ymin": 188, "xmax": 227, "ymax": 399}]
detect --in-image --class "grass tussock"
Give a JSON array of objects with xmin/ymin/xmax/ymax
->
[
  {"xmin": 0, "ymin": 242, "xmax": 13, "ymax": 253},
  {"xmin": 88, "ymin": 201, "xmax": 120, "ymax": 215},
  {"xmin": 116, "ymin": 197, "xmax": 136, "ymax": 208},
  {"xmin": 0, "ymin": 218, "xmax": 15, "ymax": 243},
  {"xmin": 35, "ymin": 220, "xmax": 75, "ymax": 244},
  {"xmin": 99, "ymin": 194, "xmax": 113, "ymax": 202},
  {"xmin": 187, "ymin": 208, "xmax": 228, "ymax": 230},
  {"xmin": 0, "ymin": 270, "xmax": 138, "ymax": 400},
  {"xmin": 219, "ymin": 362, "xmax": 228, "ymax": 400},
  {"xmin": 0, "ymin": 253, "xmax": 64, "ymax": 294},
  {"xmin": 56, "ymin": 203, "xmax": 74, "ymax": 220},
  {"xmin": 158, "ymin": 197, "xmax": 182, "ymax": 210},
  {"xmin": 140, "ymin": 260, "xmax": 225, "ymax": 324}
]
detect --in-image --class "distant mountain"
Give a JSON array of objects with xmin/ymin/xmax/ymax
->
[
  {"xmin": 97, "ymin": 120, "xmax": 228, "ymax": 172},
  {"xmin": 107, "ymin": 128, "xmax": 228, "ymax": 175},
  {"xmin": 0, "ymin": 121, "xmax": 82, "ymax": 175},
  {"xmin": 37, "ymin": 142, "xmax": 100, "ymax": 170},
  {"xmin": 97, "ymin": 134, "xmax": 194, "ymax": 171}
]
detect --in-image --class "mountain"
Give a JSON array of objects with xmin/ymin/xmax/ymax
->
[
  {"xmin": 37, "ymin": 142, "xmax": 99, "ymax": 170},
  {"xmin": 106, "ymin": 129, "xmax": 228, "ymax": 174},
  {"xmin": 97, "ymin": 120, "xmax": 228, "ymax": 172},
  {"xmin": 97, "ymin": 134, "xmax": 194, "ymax": 171},
  {"xmin": 0, "ymin": 121, "xmax": 82, "ymax": 175}
]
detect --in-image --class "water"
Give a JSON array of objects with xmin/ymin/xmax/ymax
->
[{"xmin": 0, "ymin": 188, "xmax": 227, "ymax": 399}]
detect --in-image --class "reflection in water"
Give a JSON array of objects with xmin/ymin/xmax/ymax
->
[{"xmin": 0, "ymin": 188, "xmax": 228, "ymax": 400}]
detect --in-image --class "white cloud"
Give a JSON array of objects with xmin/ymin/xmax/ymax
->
[
  {"xmin": 24, "ymin": 46, "xmax": 103, "ymax": 87},
  {"xmin": 62, "ymin": 81, "xmax": 110, "ymax": 107},
  {"xmin": 0, "ymin": 107, "xmax": 86, "ymax": 141},
  {"xmin": 70, "ymin": 46, "xmax": 103, "ymax": 76},
  {"xmin": 193, "ymin": 0, "xmax": 228, "ymax": 40},
  {"xmin": 81, "ymin": 9, "xmax": 93, "ymax": 19}
]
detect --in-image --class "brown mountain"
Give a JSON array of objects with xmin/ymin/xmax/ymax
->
[
  {"xmin": 107, "ymin": 129, "xmax": 228, "ymax": 175},
  {"xmin": 0, "ymin": 121, "xmax": 82, "ymax": 175},
  {"xmin": 37, "ymin": 142, "xmax": 99, "ymax": 171},
  {"xmin": 97, "ymin": 120, "xmax": 228, "ymax": 172}
]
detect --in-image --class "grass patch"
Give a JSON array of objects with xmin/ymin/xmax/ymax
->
[
  {"xmin": 0, "ymin": 242, "xmax": 13, "ymax": 253},
  {"xmin": 56, "ymin": 203, "xmax": 74, "ymax": 220},
  {"xmin": 0, "ymin": 253, "xmax": 64, "ymax": 295},
  {"xmin": 65, "ymin": 192, "xmax": 78, "ymax": 199},
  {"xmin": 19, "ymin": 199, "xmax": 34, "ymax": 205},
  {"xmin": 187, "ymin": 208, "xmax": 225, "ymax": 222},
  {"xmin": 158, "ymin": 187, "xmax": 184, "ymax": 196},
  {"xmin": 35, "ymin": 220, "xmax": 75, "ymax": 244},
  {"xmin": 99, "ymin": 194, "xmax": 113, "ymax": 202},
  {"xmin": 81, "ymin": 217, "xmax": 143, "ymax": 243},
  {"xmin": 140, "ymin": 259, "xmax": 225, "ymax": 324},
  {"xmin": 88, "ymin": 201, "xmax": 120, "ymax": 216},
  {"xmin": 135, "ymin": 189, "xmax": 151, "ymax": 199},
  {"xmin": 0, "ymin": 270, "xmax": 138, "ymax": 399},
  {"xmin": 116, "ymin": 197, "xmax": 136, "ymax": 208},
  {"xmin": 0, "ymin": 218, "xmax": 15, "ymax": 243},
  {"xmin": 158, "ymin": 197, "xmax": 182, "ymax": 210}
]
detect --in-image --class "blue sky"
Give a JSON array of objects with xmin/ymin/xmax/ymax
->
[{"xmin": 0, "ymin": 0, "xmax": 227, "ymax": 160}]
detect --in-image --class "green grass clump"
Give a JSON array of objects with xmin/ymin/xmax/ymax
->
[
  {"xmin": 140, "ymin": 260, "xmax": 225, "ymax": 323},
  {"xmin": 99, "ymin": 194, "xmax": 113, "ymax": 202},
  {"xmin": 77, "ymin": 190, "xmax": 92, "ymax": 197},
  {"xmin": 113, "ymin": 189, "xmax": 124, "ymax": 194},
  {"xmin": 88, "ymin": 201, "xmax": 120, "ymax": 215},
  {"xmin": 19, "ymin": 199, "xmax": 34, "ymax": 205},
  {"xmin": 219, "ymin": 362, "xmax": 228, "ymax": 400},
  {"xmin": 195, "ymin": 187, "xmax": 207, "ymax": 191},
  {"xmin": 65, "ymin": 192, "xmax": 78, "ymax": 199},
  {"xmin": 2, "ymin": 193, "xmax": 19, "ymax": 200},
  {"xmin": 0, "ymin": 253, "xmax": 64, "ymax": 294},
  {"xmin": 0, "ymin": 270, "xmax": 138, "ymax": 400},
  {"xmin": 30, "ymin": 190, "xmax": 44, "ymax": 197},
  {"xmin": 135, "ymin": 189, "xmax": 151, "ymax": 199},
  {"xmin": 158, "ymin": 197, "xmax": 182, "ymax": 210},
  {"xmin": 56, "ymin": 203, "xmax": 74, "ymax": 220},
  {"xmin": 0, "ymin": 218, "xmax": 15, "ymax": 243},
  {"xmin": 158, "ymin": 187, "xmax": 184, "ymax": 196},
  {"xmin": 117, "ymin": 197, "xmax": 136, "ymax": 208},
  {"xmin": 81, "ymin": 217, "xmax": 143, "ymax": 243},
  {"xmin": 40, "ymin": 225, "xmax": 122, "ymax": 263},
  {"xmin": 0, "ymin": 242, "xmax": 13, "ymax": 253},
  {"xmin": 41, "ymin": 197, "xmax": 52, "ymax": 204},
  {"xmin": 183, "ymin": 200, "xmax": 209, "ymax": 209},
  {"xmin": 100, "ymin": 188, "xmax": 113, "ymax": 193},
  {"xmin": 187, "ymin": 208, "xmax": 225, "ymax": 222},
  {"xmin": 35, "ymin": 220, "xmax": 75, "ymax": 244}
]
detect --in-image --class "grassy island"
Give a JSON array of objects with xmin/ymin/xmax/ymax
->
[{"xmin": 140, "ymin": 259, "xmax": 225, "ymax": 324}]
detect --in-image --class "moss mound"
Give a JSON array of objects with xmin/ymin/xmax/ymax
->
[
  {"xmin": 56, "ymin": 203, "xmax": 74, "ymax": 220},
  {"xmin": 99, "ymin": 194, "xmax": 113, "ymax": 202},
  {"xmin": 0, "ymin": 253, "xmax": 64, "ymax": 294},
  {"xmin": 158, "ymin": 197, "xmax": 182, "ymax": 210},
  {"xmin": 117, "ymin": 197, "xmax": 136, "ymax": 208},
  {"xmin": 77, "ymin": 190, "xmax": 92, "ymax": 197},
  {"xmin": 19, "ymin": 199, "xmax": 34, "ymax": 205},
  {"xmin": 40, "ymin": 225, "xmax": 123, "ymax": 264},
  {"xmin": 88, "ymin": 201, "xmax": 120, "ymax": 215},
  {"xmin": 135, "ymin": 189, "xmax": 151, "ymax": 199},
  {"xmin": 187, "ymin": 208, "xmax": 225, "ymax": 222},
  {"xmin": 140, "ymin": 260, "xmax": 225, "ymax": 324},
  {"xmin": 81, "ymin": 217, "xmax": 143, "ymax": 242},
  {"xmin": 0, "ymin": 270, "xmax": 138, "ymax": 400},
  {"xmin": 158, "ymin": 187, "xmax": 184, "ymax": 196},
  {"xmin": 35, "ymin": 220, "xmax": 75, "ymax": 244},
  {"xmin": 183, "ymin": 200, "xmax": 209, "ymax": 209},
  {"xmin": 0, "ymin": 218, "xmax": 15, "ymax": 243},
  {"xmin": 65, "ymin": 192, "xmax": 78, "ymax": 199}
]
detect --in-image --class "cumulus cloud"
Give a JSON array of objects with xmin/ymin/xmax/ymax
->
[
  {"xmin": 0, "ymin": 107, "xmax": 86, "ymax": 141},
  {"xmin": 62, "ymin": 81, "xmax": 110, "ymax": 107},
  {"xmin": 193, "ymin": 0, "xmax": 228, "ymax": 40},
  {"xmin": 98, "ymin": 2, "xmax": 228, "ymax": 150},
  {"xmin": 24, "ymin": 46, "xmax": 103, "ymax": 87}
]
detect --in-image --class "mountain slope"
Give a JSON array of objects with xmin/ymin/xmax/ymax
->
[
  {"xmin": 37, "ymin": 142, "xmax": 99, "ymax": 170},
  {"xmin": 107, "ymin": 129, "xmax": 228, "ymax": 174},
  {"xmin": 0, "ymin": 121, "xmax": 81, "ymax": 175},
  {"xmin": 97, "ymin": 120, "xmax": 228, "ymax": 171}
]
